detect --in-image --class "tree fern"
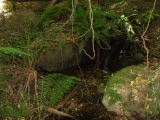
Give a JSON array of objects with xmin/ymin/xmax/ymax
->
[
  {"xmin": 0, "ymin": 47, "xmax": 32, "ymax": 58},
  {"xmin": 38, "ymin": 73, "xmax": 79, "ymax": 108}
]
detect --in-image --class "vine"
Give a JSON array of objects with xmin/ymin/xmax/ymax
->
[{"xmin": 140, "ymin": 0, "xmax": 157, "ymax": 69}]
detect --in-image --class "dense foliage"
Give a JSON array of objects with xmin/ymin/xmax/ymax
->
[{"xmin": 0, "ymin": 0, "xmax": 160, "ymax": 119}]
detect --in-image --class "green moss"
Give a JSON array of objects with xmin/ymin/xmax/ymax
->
[
  {"xmin": 107, "ymin": 65, "xmax": 144, "ymax": 86},
  {"xmin": 104, "ymin": 64, "xmax": 144, "ymax": 106}
]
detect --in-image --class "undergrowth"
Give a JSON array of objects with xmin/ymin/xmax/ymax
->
[
  {"xmin": 38, "ymin": 73, "xmax": 79, "ymax": 108},
  {"xmin": 0, "ymin": 0, "xmax": 159, "ymax": 119},
  {"xmin": 0, "ymin": 72, "xmax": 79, "ymax": 119}
]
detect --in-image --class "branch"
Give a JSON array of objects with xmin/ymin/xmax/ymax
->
[{"xmin": 47, "ymin": 108, "xmax": 75, "ymax": 119}]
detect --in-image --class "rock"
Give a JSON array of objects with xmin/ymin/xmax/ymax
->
[
  {"xmin": 36, "ymin": 41, "xmax": 92, "ymax": 72},
  {"xmin": 102, "ymin": 64, "xmax": 160, "ymax": 119}
]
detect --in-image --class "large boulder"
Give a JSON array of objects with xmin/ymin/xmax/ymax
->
[
  {"xmin": 102, "ymin": 64, "xmax": 160, "ymax": 119},
  {"xmin": 36, "ymin": 40, "xmax": 92, "ymax": 72}
]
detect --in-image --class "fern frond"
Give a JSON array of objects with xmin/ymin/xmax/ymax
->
[
  {"xmin": 0, "ymin": 47, "xmax": 32, "ymax": 58},
  {"xmin": 38, "ymin": 73, "xmax": 79, "ymax": 107}
]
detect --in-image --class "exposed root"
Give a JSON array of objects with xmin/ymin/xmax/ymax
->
[{"xmin": 140, "ymin": 0, "xmax": 157, "ymax": 69}]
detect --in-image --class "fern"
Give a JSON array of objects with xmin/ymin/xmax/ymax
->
[
  {"xmin": 0, "ymin": 47, "xmax": 32, "ymax": 58},
  {"xmin": 38, "ymin": 73, "xmax": 79, "ymax": 108},
  {"xmin": 37, "ymin": 2, "xmax": 71, "ymax": 31}
]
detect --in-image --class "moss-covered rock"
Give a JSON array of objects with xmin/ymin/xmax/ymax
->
[{"xmin": 102, "ymin": 64, "xmax": 160, "ymax": 118}]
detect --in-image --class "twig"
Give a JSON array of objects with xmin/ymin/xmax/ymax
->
[{"xmin": 76, "ymin": 55, "xmax": 90, "ymax": 94}]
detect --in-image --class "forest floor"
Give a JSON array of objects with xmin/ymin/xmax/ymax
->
[
  {"xmin": 44, "ymin": 57, "xmax": 160, "ymax": 120},
  {"xmin": 43, "ymin": 68, "xmax": 129, "ymax": 120}
]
